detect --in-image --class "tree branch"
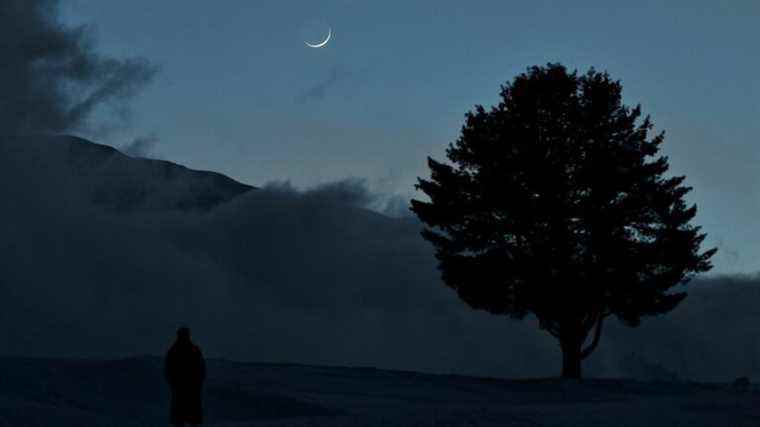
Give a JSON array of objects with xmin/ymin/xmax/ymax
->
[
  {"xmin": 581, "ymin": 315, "xmax": 604, "ymax": 360},
  {"xmin": 581, "ymin": 309, "xmax": 598, "ymax": 333}
]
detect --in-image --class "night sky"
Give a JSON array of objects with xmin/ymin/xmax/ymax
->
[{"xmin": 58, "ymin": 1, "xmax": 760, "ymax": 275}]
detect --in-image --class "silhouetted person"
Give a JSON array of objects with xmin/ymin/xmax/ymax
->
[{"xmin": 164, "ymin": 327, "xmax": 206, "ymax": 426}]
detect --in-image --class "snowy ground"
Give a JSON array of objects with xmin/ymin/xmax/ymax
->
[{"xmin": 0, "ymin": 356, "xmax": 756, "ymax": 426}]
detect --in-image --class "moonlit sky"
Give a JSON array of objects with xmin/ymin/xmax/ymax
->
[{"xmin": 59, "ymin": 0, "xmax": 760, "ymax": 276}]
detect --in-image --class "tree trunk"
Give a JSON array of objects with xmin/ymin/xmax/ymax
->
[{"xmin": 561, "ymin": 341, "xmax": 582, "ymax": 379}]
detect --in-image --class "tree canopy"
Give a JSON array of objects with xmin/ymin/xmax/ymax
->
[{"xmin": 410, "ymin": 63, "xmax": 717, "ymax": 378}]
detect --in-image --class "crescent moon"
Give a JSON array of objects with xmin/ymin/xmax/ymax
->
[{"xmin": 305, "ymin": 27, "xmax": 332, "ymax": 48}]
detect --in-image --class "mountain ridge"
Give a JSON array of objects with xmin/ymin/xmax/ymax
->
[{"xmin": 0, "ymin": 134, "xmax": 255, "ymax": 213}]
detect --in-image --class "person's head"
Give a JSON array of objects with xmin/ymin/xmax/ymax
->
[{"xmin": 176, "ymin": 326, "xmax": 191, "ymax": 342}]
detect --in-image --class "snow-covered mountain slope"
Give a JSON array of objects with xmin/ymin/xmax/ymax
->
[
  {"xmin": 0, "ymin": 135, "xmax": 253, "ymax": 212},
  {"xmin": 0, "ymin": 356, "xmax": 756, "ymax": 426}
]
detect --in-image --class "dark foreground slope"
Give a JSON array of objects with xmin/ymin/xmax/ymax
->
[{"xmin": 0, "ymin": 356, "xmax": 757, "ymax": 427}]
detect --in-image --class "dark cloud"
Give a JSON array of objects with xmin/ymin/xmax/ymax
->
[
  {"xmin": 296, "ymin": 66, "xmax": 353, "ymax": 104},
  {"xmin": 0, "ymin": 0, "xmax": 156, "ymax": 136}
]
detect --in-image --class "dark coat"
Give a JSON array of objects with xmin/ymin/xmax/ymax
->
[{"xmin": 164, "ymin": 340, "xmax": 206, "ymax": 425}]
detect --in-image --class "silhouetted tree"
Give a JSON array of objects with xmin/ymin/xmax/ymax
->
[{"xmin": 410, "ymin": 63, "xmax": 717, "ymax": 379}]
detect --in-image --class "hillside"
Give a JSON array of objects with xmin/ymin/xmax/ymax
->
[{"xmin": 0, "ymin": 134, "xmax": 253, "ymax": 212}]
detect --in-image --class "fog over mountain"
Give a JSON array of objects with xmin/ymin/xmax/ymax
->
[{"xmin": 0, "ymin": 134, "xmax": 757, "ymax": 382}]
